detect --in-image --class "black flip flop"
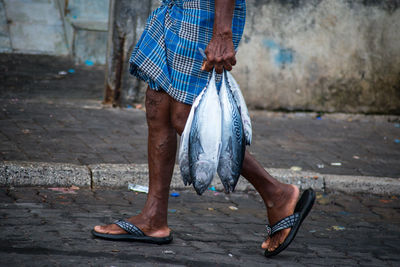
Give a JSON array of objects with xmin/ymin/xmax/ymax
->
[
  {"xmin": 91, "ymin": 220, "xmax": 173, "ymax": 245},
  {"xmin": 264, "ymin": 188, "xmax": 316, "ymax": 257}
]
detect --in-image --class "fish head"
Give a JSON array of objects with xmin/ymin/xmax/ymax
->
[{"xmin": 192, "ymin": 160, "xmax": 215, "ymax": 195}]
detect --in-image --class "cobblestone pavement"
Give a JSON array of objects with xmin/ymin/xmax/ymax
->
[
  {"xmin": 0, "ymin": 187, "xmax": 399, "ymax": 266},
  {"xmin": 1, "ymin": 54, "xmax": 400, "ymax": 178}
]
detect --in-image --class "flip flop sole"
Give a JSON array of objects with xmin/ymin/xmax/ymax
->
[
  {"xmin": 91, "ymin": 230, "xmax": 173, "ymax": 245},
  {"xmin": 264, "ymin": 189, "xmax": 316, "ymax": 257}
]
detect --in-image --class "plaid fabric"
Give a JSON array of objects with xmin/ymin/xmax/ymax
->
[{"xmin": 129, "ymin": 0, "xmax": 246, "ymax": 105}]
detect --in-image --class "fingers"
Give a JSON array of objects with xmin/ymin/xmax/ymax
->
[
  {"xmin": 202, "ymin": 55, "xmax": 215, "ymax": 72},
  {"xmin": 201, "ymin": 50, "xmax": 236, "ymax": 73},
  {"xmin": 230, "ymin": 53, "xmax": 237, "ymax": 66}
]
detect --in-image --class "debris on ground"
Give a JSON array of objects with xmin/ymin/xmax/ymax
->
[
  {"xmin": 316, "ymin": 192, "xmax": 330, "ymax": 205},
  {"xmin": 379, "ymin": 199, "xmax": 393, "ymax": 204},
  {"xmin": 170, "ymin": 192, "xmax": 180, "ymax": 197},
  {"xmin": 84, "ymin": 60, "xmax": 94, "ymax": 66},
  {"xmin": 290, "ymin": 166, "xmax": 302, "ymax": 171},
  {"xmin": 353, "ymin": 155, "xmax": 360, "ymax": 159},
  {"xmin": 128, "ymin": 183, "xmax": 149, "ymax": 193},
  {"xmin": 48, "ymin": 186, "xmax": 79, "ymax": 194},
  {"xmin": 330, "ymin": 226, "xmax": 346, "ymax": 231},
  {"xmin": 331, "ymin": 162, "xmax": 342, "ymax": 166},
  {"xmin": 229, "ymin": 206, "xmax": 238, "ymax": 211},
  {"xmin": 317, "ymin": 164, "xmax": 325, "ymax": 169},
  {"xmin": 58, "ymin": 71, "xmax": 67, "ymax": 76}
]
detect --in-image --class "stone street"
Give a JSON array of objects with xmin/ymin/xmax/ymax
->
[
  {"xmin": 0, "ymin": 187, "xmax": 399, "ymax": 266},
  {"xmin": 1, "ymin": 54, "xmax": 400, "ymax": 178}
]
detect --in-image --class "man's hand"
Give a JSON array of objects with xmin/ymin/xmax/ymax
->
[
  {"xmin": 201, "ymin": 0, "xmax": 236, "ymax": 74},
  {"xmin": 202, "ymin": 32, "xmax": 236, "ymax": 74}
]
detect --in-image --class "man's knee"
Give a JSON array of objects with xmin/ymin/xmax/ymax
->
[
  {"xmin": 171, "ymin": 103, "xmax": 191, "ymax": 135},
  {"xmin": 145, "ymin": 88, "xmax": 169, "ymax": 124}
]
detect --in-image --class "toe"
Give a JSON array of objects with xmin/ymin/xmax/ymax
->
[
  {"xmin": 269, "ymin": 234, "xmax": 280, "ymax": 251},
  {"xmin": 267, "ymin": 237, "xmax": 274, "ymax": 251},
  {"xmin": 262, "ymin": 238, "xmax": 270, "ymax": 249},
  {"xmin": 94, "ymin": 225, "xmax": 102, "ymax": 233}
]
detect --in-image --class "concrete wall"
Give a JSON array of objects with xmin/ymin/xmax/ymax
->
[
  {"xmin": 0, "ymin": 0, "xmax": 109, "ymax": 64},
  {"xmin": 1, "ymin": 0, "xmax": 400, "ymax": 113},
  {"xmin": 233, "ymin": 0, "xmax": 400, "ymax": 113}
]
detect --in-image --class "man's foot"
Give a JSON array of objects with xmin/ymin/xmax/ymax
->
[
  {"xmin": 93, "ymin": 214, "xmax": 171, "ymax": 238},
  {"xmin": 261, "ymin": 184, "xmax": 300, "ymax": 252}
]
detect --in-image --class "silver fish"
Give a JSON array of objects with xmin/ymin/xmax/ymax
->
[
  {"xmin": 178, "ymin": 88, "xmax": 206, "ymax": 186},
  {"xmin": 225, "ymin": 71, "xmax": 252, "ymax": 145},
  {"xmin": 189, "ymin": 71, "xmax": 222, "ymax": 195},
  {"xmin": 217, "ymin": 71, "xmax": 246, "ymax": 193}
]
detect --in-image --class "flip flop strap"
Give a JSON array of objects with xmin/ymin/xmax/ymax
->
[
  {"xmin": 266, "ymin": 213, "xmax": 300, "ymax": 237},
  {"xmin": 115, "ymin": 220, "xmax": 145, "ymax": 237}
]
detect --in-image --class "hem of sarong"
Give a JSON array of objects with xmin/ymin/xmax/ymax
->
[{"xmin": 129, "ymin": 63, "xmax": 198, "ymax": 106}]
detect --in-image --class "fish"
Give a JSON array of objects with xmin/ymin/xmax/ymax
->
[
  {"xmin": 178, "ymin": 88, "xmax": 206, "ymax": 186},
  {"xmin": 217, "ymin": 71, "xmax": 246, "ymax": 193},
  {"xmin": 225, "ymin": 71, "xmax": 252, "ymax": 145},
  {"xmin": 189, "ymin": 71, "xmax": 222, "ymax": 195}
]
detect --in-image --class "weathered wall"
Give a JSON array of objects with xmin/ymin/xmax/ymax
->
[
  {"xmin": 233, "ymin": 0, "xmax": 400, "ymax": 113},
  {"xmin": 0, "ymin": 0, "xmax": 109, "ymax": 64},
  {"xmin": 1, "ymin": 0, "xmax": 400, "ymax": 113},
  {"xmin": 1, "ymin": 0, "xmax": 68, "ymax": 55}
]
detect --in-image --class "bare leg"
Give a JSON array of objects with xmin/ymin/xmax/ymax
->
[
  {"xmin": 241, "ymin": 152, "xmax": 299, "ymax": 251},
  {"xmin": 94, "ymin": 88, "xmax": 178, "ymax": 238}
]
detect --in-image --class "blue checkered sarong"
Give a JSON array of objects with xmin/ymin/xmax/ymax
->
[{"xmin": 129, "ymin": 0, "xmax": 246, "ymax": 105}]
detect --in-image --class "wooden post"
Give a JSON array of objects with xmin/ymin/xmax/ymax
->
[{"xmin": 104, "ymin": 0, "xmax": 153, "ymax": 106}]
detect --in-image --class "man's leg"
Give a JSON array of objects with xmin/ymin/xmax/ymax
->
[
  {"xmin": 94, "ymin": 88, "xmax": 177, "ymax": 238},
  {"xmin": 169, "ymin": 98, "xmax": 299, "ymax": 252},
  {"xmin": 241, "ymin": 152, "xmax": 299, "ymax": 251}
]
